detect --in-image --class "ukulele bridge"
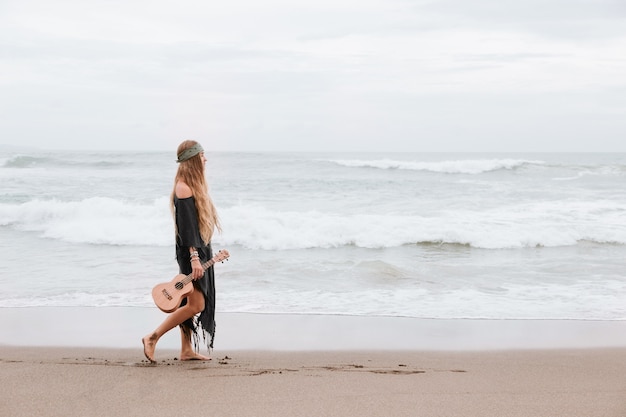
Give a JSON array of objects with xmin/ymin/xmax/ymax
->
[{"xmin": 161, "ymin": 289, "xmax": 173, "ymax": 300}]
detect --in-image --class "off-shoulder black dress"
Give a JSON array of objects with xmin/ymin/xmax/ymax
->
[{"xmin": 174, "ymin": 196, "xmax": 216, "ymax": 349}]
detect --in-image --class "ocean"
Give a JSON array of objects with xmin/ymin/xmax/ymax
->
[{"xmin": 1, "ymin": 150, "xmax": 625, "ymax": 321}]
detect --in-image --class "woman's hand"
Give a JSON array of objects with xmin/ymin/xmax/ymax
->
[{"xmin": 191, "ymin": 258, "xmax": 203, "ymax": 280}]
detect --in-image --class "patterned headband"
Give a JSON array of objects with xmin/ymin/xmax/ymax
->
[{"xmin": 176, "ymin": 143, "xmax": 204, "ymax": 163}]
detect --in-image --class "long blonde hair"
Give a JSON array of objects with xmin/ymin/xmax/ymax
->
[{"xmin": 171, "ymin": 140, "xmax": 221, "ymax": 244}]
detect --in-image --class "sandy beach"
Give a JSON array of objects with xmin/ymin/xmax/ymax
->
[
  {"xmin": 1, "ymin": 308, "xmax": 626, "ymax": 416},
  {"xmin": 1, "ymin": 347, "xmax": 625, "ymax": 417}
]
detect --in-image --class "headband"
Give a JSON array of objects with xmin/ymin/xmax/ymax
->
[{"xmin": 176, "ymin": 143, "xmax": 204, "ymax": 163}]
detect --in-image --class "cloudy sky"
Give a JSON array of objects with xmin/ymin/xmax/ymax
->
[{"xmin": 1, "ymin": 0, "xmax": 625, "ymax": 152}]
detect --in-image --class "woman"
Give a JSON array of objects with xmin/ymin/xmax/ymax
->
[{"xmin": 142, "ymin": 140, "xmax": 221, "ymax": 363}]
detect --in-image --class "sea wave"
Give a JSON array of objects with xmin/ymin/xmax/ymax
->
[
  {"xmin": 221, "ymin": 203, "xmax": 626, "ymax": 249},
  {"xmin": 0, "ymin": 197, "xmax": 173, "ymax": 246},
  {"xmin": 2, "ymin": 198, "xmax": 624, "ymax": 249},
  {"xmin": 1, "ymin": 155, "xmax": 52, "ymax": 168},
  {"xmin": 324, "ymin": 158, "xmax": 544, "ymax": 174},
  {"xmin": 552, "ymin": 165, "xmax": 626, "ymax": 181},
  {"xmin": 1, "ymin": 153, "xmax": 134, "ymax": 169}
]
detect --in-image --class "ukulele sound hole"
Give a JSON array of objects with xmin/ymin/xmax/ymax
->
[{"xmin": 175, "ymin": 282, "xmax": 184, "ymax": 290}]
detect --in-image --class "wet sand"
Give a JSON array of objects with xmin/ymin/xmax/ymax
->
[{"xmin": 1, "ymin": 307, "xmax": 625, "ymax": 416}]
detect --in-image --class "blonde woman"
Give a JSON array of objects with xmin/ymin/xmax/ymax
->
[{"xmin": 143, "ymin": 140, "xmax": 221, "ymax": 363}]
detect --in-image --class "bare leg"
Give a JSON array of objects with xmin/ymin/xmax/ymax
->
[
  {"xmin": 179, "ymin": 326, "xmax": 211, "ymax": 361},
  {"xmin": 142, "ymin": 290, "xmax": 205, "ymax": 363},
  {"xmin": 179, "ymin": 289, "xmax": 211, "ymax": 360}
]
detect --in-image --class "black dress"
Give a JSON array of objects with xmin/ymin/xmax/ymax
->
[{"xmin": 174, "ymin": 196, "xmax": 216, "ymax": 349}]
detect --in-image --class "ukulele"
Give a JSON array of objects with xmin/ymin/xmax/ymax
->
[{"xmin": 152, "ymin": 249, "xmax": 230, "ymax": 313}]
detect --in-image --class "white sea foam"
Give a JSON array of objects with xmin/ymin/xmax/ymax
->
[
  {"xmin": 2, "ymin": 279, "xmax": 624, "ymax": 320},
  {"xmin": 222, "ymin": 202, "xmax": 626, "ymax": 249},
  {"xmin": 0, "ymin": 197, "xmax": 172, "ymax": 246},
  {"xmin": 2, "ymin": 198, "xmax": 624, "ymax": 249}
]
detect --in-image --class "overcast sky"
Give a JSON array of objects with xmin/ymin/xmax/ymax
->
[{"xmin": 1, "ymin": 0, "xmax": 625, "ymax": 152}]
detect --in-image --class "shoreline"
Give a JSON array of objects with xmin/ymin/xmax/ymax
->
[{"xmin": 1, "ymin": 306, "xmax": 626, "ymax": 351}]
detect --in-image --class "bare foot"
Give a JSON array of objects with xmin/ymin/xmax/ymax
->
[
  {"xmin": 142, "ymin": 333, "xmax": 157, "ymax": 364},
  {"xmin": 180, "ymin": 352, "xmax": 212, "ymax": 361}
]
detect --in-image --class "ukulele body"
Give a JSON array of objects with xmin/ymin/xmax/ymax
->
[{"xmin": 151, "ymin": 274, "xmax": 195, "ymax": 313}]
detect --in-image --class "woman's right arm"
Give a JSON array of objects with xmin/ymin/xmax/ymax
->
[{"xmin": 189, "ymin": 246, "xmax": 203, "ymax": 279}]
